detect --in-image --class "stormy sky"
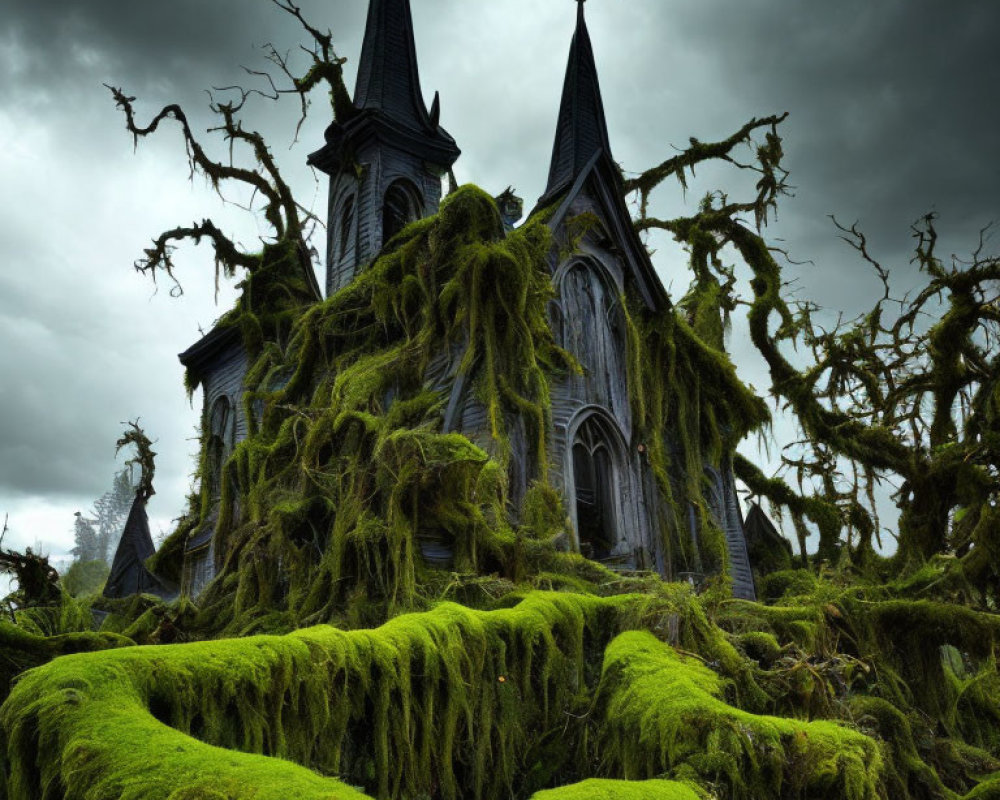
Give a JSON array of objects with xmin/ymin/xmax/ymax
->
[{"xmin": 1, "ymin": 0, "xmax": 998, "ymax": 564}]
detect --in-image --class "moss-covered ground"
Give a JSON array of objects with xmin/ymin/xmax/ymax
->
[{"xmin": 2, "ymin": 575, "xmax": 999, "ymax": 799}]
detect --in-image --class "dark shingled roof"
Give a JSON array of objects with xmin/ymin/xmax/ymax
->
[
  {"xmin": 177, "ymin": 324, "xmax": 242, "ymax": 383},
  {"xmin": 103, "ymin": 494, "xmax": 171, "ymax": 599},
  {"xmin": 308, "ymin": 0, "xmax": 459, "ymax": 175},
  {"xmin": 544, "ymin": 0, "xmax": 613, "ymax": 199},
  {"xmin": 354, "ymin": 0, "xmax": 429, "ymax": 131},
  {"xmin": 532, "ymin": 1, "xmax": 670, "ymax": 312}
]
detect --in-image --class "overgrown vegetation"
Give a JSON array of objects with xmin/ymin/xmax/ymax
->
[{"xmin": 3, "ymin": 579, "xmax": 999, "ymax": 799}]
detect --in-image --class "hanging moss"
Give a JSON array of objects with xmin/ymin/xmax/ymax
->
[
  {"xmin": 621, "ymin": 292, "xmax": 770, "ymax": 579},
  {"xmin": 175, "ymin": 186, "xmax": 596, "ymax": 631},
  {"xmin": 0, "ymin": 621, "xmax": 132, "ymax": 705},
  {"xmin": 6, "ymin": 568, "xmax": 1000, "ymax": 798},
  {"xmin": 158, "ymin": 180, "xmax": 788, "ymax": 636}
]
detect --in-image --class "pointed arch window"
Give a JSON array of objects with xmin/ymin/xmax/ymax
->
[
  {"xmin": 382, "ymin": 179, "xmax": 422, "ymax": 244},
  {"xmin": 206, "ymin": 396, "xmax": 232, "ymax": 501},
  {"xmin": 572, "ymin": 415, "xmax": 618, "ymax": 559},
  {"xmin": 559, "ymin": 259, "xmax": 625, "ymax": 413}
]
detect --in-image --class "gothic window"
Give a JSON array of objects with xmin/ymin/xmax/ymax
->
[
  {"xmin": 382, "ymin": 179, "xmax": 422, "ymax": 244},
  {"xmin": 206, "ymin": 396, "xmax": 231, "ymax": 501},
  {"xmin": 338, "ymin": 194, "xmax": 356, "ymax": 260},
  {"xmin": 572, "ymin": 415, "xmax": 618, "ymax": 559},
  {"xmin": 560, "ymin": 260, "xmax": 624, "ymax": 412}
]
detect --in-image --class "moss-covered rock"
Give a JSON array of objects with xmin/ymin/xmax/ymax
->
[{"xmin": 596, "ymin": 630, "xmax": 883, "ymax": 799}]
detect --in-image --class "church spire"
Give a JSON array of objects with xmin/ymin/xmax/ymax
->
[
  {"xmin": 544, "ymin": 0, "xmax": 614, "ymax": 198},
  {"xmin": 353, "ymin": 0, "xmax": 434, "ymax": 133}
]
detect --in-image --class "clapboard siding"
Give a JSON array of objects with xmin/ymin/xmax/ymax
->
[
  {"xmin": 201, "ymin": 341, "xmax": 249, "ymax": 446},
  {"xmin": 326, "ymin": 145, "xmax": 444, "ymax": 297}
]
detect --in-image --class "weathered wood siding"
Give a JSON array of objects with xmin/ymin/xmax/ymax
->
[
  {"xmin": 325, "ymin": 144, "xmax": 443, "ymax": 297},
  {"xmin": 201, "ymin": 341, "xmax": 249, "ymax": 446},
  {"xmin": 542, "ymin": 193, "xmax": 654, "ymax": 569},
  {"xmin": 181, "ymin": 337, "xmax": 248, "ymax": 598}
]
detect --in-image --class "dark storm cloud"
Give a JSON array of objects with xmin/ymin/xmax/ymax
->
[
  {"xmin": 657, "ymin": 1, "xmax": 1000, "ymax": 280},
  {"xmin": 4, "ymin": 0, "xmax": 277, "ymax": 99}
]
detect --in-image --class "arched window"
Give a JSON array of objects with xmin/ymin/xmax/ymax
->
[
  {"xmin": 206, "ymin": 396, "xmax": 231, "ymax": 500},
  {"xmin": 571, "ymin": 415, "xmax": 618, "ymax": 559},
  {"xmin": 382, "ymin": 179, "xmax": 422, "ymax": 244},
  {"xmin": 559, "ymin": 260, "xmax": 625, "ymax": 414},
  {"xmin": 338, "ymin": 195, "xmax": 355, "ymax": 260}
]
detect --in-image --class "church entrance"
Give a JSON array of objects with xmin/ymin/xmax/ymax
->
[{"xmin": 571, "ymin": 415, "xmax": 618, "ymax": 559}]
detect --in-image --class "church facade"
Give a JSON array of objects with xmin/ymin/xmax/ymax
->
[{"xmin": 176, "ymin": 0, "xmax": 756, "ymax": 601}]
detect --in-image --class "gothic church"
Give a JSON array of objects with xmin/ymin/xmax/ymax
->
[{"xmin": 176, "ymin": 0, "xmax": 757, "ymax": 601}]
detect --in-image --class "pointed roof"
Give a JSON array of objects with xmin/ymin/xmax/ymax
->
[
  {"xmin": 103, "ymin": 494, "xmax": 171, "ymax": 599},
  {"xmin": 309, "ymin": 0, "xmax": 459, "ymax": 174},
  {"xmin": 532, "ymin": 2, "xmax": 669, "ymax": 312},
  {"xmin": 544, "ymin": 0, "xmax": 614, "ymax": 199},
  {"xmin": 354, "ymin": 0, "xmax": 429, "ymax": 131}
]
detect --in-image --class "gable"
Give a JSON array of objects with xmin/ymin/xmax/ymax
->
[{"xmin": 545, "ymin": 152, "xmax": 669, "ymax": 313}]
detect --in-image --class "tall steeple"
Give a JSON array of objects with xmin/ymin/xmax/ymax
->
[
  {"xmin": 544, "ymin": 0, "xmax": 614, "ymax": 199},
  {"xmin": 308, "ymin": 0, "xmax": 460, "ymax": 297},
  {"xmin": 353, "ymin": 0, "xmax": 432, "ymax": 134}
]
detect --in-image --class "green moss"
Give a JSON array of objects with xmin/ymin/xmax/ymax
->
[
  {"xmin": 621, "ymin": 294, "xmax": 769, "ymax": 581},
  {"xmin": 965, "ymin": 773, "xmax": 1000, "ymax": 799},
  {"xmin": 1, "ymin": 592, "xmax": 643, "ymax": 799},
  {"xmin": 0, "ymin": 621, "xmax": 132, "ymax": 704},
  {"xmin": 0, "ymin": 590, "xmax": 797, "ymax": 800},
  {"xmin": 736, "ymin": 630, "xmax": 783, "ymax": 665},
  {"xmin": 596, "ymin": 630, "xmax": 884, "ymax": 799},
  {"xmin": 162, "ymin": 182, "xmax": 780, "ymax": 632},
  {"xmin": 530, "ymin": 778, "xmax": 703, "ymax": 800},
  {"xmin": 180, "ymin": 186, "xmax": 593, "ymax": 629},
  {"xmin": 759, "ymin": 568, "xmax": 819, "ymax": 601},
  {"xmin": 144, "ymin": 510, "xmax": 193, "ymax": 587},
  {"xmin": 6, "ymin": 570, "xmax": 1000, "ymax": 799}
]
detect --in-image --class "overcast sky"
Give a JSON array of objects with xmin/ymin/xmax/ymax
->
[{"xmin": 1, "ymin": 0, "xmax": 998, "ymax": 565}]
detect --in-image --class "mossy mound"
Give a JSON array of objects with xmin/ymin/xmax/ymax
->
[
  {"xmin": 529, "ymin": 778, "xmax": 703, "ymax": 799},
  {"xmin": 597, "ymin": 630, "xmax": 881, "ymax": 799},
  {"xmin": 0, "ymin": 621, "xmax": 131, "ymax": 706},
  {"xmin": 3, "ymin": 578, "xmax": 999, "ymax": 799}
]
